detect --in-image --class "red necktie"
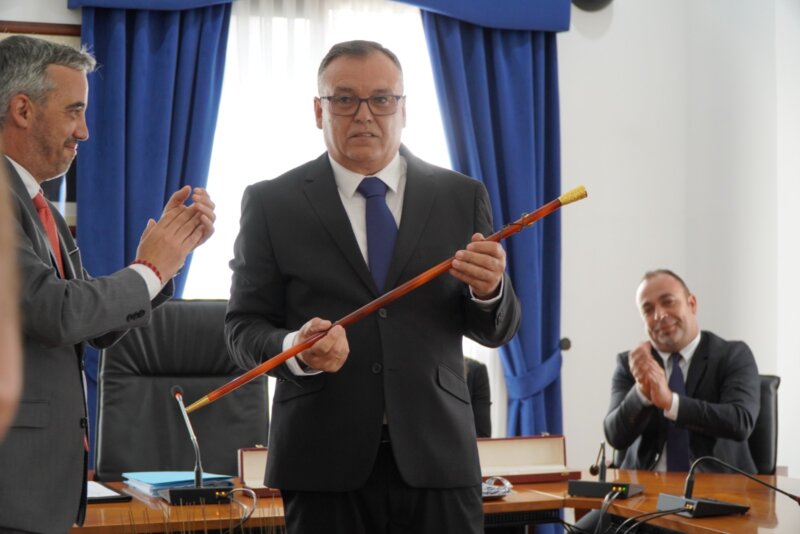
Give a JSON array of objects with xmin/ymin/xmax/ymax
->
[{"xmin": 32, "ymin": 191, "xmax": 65, "ymax": 278}]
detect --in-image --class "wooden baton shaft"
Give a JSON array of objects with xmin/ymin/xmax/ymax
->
[{"xmin": 186, "ymin": 185, "xmax": 587, "ymax": 413}]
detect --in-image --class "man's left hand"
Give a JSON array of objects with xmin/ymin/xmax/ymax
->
[
  {"xmin": 640, "ymin": 358, "xmax": 673, "ymax": 411},
  {"xmin": 450, "ymin": 233, "xmax": 505, "ymax": 299}
]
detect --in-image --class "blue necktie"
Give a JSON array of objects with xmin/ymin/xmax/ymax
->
[
  {"xmin": 666, "ymin": 352, "xmax": 690, "ymax": 471},
  {"xmin": 357, "ymin": 177, "xmax": 397, "ymax": 291}
]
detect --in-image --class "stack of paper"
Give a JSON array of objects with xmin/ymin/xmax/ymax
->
[{"xmin": 123, "ymin": 471, "xmax": 233, "ymax": 496}]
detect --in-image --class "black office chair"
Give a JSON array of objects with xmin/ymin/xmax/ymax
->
[
  {"xmin": 610, "ymin": 374, "xmax": 780, "ymax": 474},
  {"xmin": 749, "ymin": 374, "xmax": 780, "ymax": 475},
  {"xmin": 94, "ymin": 299, "xmax": 269, "ymax": 481},
  {"xmin": 464, "ymin": 356, "xmax": 491, "ymax": 438}
]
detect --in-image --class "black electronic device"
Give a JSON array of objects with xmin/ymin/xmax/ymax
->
[
  {"xmin": 567, "ymin": 441, "xmax": 645, "ymax": 499},
  {"xmin": 656, "ymin": 492, "xmax": 748, "ymax": 518},
  {"xmin": 157, "ymin": 479, "xmax": 234, "ymax": 505},
  {"xmin": 568, "ymin": 479, "xmax": 644, "ymax": 499},
  {"xmin": 657, "ymin": 456, "xmax": 800, "ymax": 518},
  {"xmin": 163, "ymin": 386, "xmax": 233, "ymax": 505}
]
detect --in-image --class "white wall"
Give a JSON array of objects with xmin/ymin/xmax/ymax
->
[
  {"xmin": 560, "ymin": 0, "xmax": 687, "ymax": 474},
  {"xmin": 0, "ymin": 0, "xmax": 80, "ymax": 24},
  {"xmin": 775, "ymin": 0, "xmax": 800, "ymax": 477},
  {"xmin": 560, "ymin": 0, "xmax": 798, "ymax": 476}
]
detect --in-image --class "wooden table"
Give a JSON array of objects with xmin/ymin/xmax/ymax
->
[
  {"xmin": 74, "ymin": 471, "xmax": 800, "ymax": 533},
  {"xmin": 571, "ymin": 469, "xmax": 800, "ymax": 534},
  {"xmin": 78, "ymin": 479, "xmax": 567, "ymax": 533}
]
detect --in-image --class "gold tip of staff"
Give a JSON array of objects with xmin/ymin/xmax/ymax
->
[
  {"xmin": 558, "ymin": 185, "xmax": 588, "ymax": 206},
  {"xmin": 185, "ymin": 395, "xmax": 211, "ymax": 414}
]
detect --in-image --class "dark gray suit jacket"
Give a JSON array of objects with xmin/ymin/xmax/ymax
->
[
  {"xmin": 226, "ymin": 146, "xmax": 520, "ymax": 491},
  {"xmin": 604, "ymin": 330, "xmax": 760, "ymax": 473},
  {"xmin": 0, "ymin": 160, "xmax": 171, "ymax": 533}
]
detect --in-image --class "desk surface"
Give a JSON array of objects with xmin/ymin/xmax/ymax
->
[
  {"xmin": 75, "ymin": 471, "xmax": 800, "ymax": 533},
  {"xmin": 576, "ymin": 469, "xmax": 800, "ymax": 534}
]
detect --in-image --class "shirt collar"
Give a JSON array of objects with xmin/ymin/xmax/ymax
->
[
  {"xmin": 657, "ymin": 331, "xmax": 702, "ymax": 365},
  {"xmin": 328, "ymin": 152, "xmax": 405, "ymax": 198},
  {"xmin": 4, "ymin": 155, "xmax": 41, "ymax": 198}
]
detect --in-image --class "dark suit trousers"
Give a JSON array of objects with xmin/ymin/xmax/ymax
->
[{"xmin": 282, "ymin": 430, "xmax": 483, "ymax": 534}]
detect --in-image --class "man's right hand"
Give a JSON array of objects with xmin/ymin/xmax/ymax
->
[
  {"xmin": 629, "ymin": 341, "xmax": 655, "ymax": 400},
  {"xmin": 134, "ymin": 185, "xmax": 216, "ymax": 281},
  {"xmin": 629, "ymin": 341, "xmax": 673, "ymax": 410},
  {"xmin": 295, "ymin": 317, "xmax": 349, "ymax": 373}
]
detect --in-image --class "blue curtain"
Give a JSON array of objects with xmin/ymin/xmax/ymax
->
[
  {"xmin": 71, "ymin": 0, "xmax": 231, "ymax": 465},
  {"xmin": 406, "ymin": 5, "xmax": 566, "ymax": 439},
  {"xmin": 417, "ymin": 10, "xmax": 565, "ymax": 533}
]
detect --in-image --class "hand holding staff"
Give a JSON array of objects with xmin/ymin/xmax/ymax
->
[{"xmin": 186, "ymin": 185, "xmax": 588, "ymax": 413}]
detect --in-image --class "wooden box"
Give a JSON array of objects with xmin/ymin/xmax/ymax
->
[
  {"xmin": 237, "ymin": 447, "xmax": 281, "ymax": 498},
  {"xmin": 477, "ymin": 435, "xmax": 581, "ymax": 484}
]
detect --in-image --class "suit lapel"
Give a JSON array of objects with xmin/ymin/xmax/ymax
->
[
  {"xmin": 302, "ymin": 154, "xmax": 376, "ymax": 292},
  {"xmin": 384, "ymin": 148, "xmax": 436, "ymax": 291},
  {"xmin": 54, "ymin": 215, "xmax": 78, "ymax": 280},
  {"xmin": 685, "ymin": 332, "xmax": 708, "ymax": 397},
  {"xmin": 5, "ymin": 160, "xmax": 64, "ymax": 274}
]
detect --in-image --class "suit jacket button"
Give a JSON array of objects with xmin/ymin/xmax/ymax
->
[
  {"xmin": 371, "ymin": 363, "xmax": 383, "ymax": 374},
  {"xmin": 378, "ymin": 308, "xmax": 388, "ymax": 319}
]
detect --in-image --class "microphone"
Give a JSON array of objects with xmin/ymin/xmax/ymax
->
[
  {"xmin": 589, "ymin": 440, "xmax": 607, "ymax": 481},
  {"xmin": 656, "ymin": 456, "xmax": 800, "ymax": 518},
  {"xmin": 171, "ymin": 386, "xmax": 203, "ymax": 488},
  {"xmin": 157, "ymin": 385, "xmax": 233, "ymax": 505},
  {"xmin": 567, "ymin": 441, "xmax": 644, "ymax": 499}
]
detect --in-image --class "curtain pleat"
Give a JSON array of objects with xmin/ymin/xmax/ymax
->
[
  {"xmin": 77, "ymin": 2, "xmax": 231, "ymax": 465},
  {"xmin": 420, "ymin": 12, "xmax": 564, "ymax": 440}
]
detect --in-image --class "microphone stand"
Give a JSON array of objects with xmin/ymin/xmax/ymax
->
[
  {"xmin": 157, "ymin": 386, "xmax": 233, "ymax": 505},
  {"xmin": 656, "ymin": 455, "xmax": 800, "ymax": 518},
  {"xmin": 567, "ymin": 441, "xmax": 644, "ymax": 499},
  {"xmin": 174, "ymin": 386, "xmax": 204, "ymax": 489}
]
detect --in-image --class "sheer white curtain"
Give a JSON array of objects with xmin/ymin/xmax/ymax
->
[
  {"xmin": 184, "ymin": 0, "xmax": 449, "ymax": 299},
  {"xmin": 183, "ymin": 0, "xmax": 506, "ymax": 437}
]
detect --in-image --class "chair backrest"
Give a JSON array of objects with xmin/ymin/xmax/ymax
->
[
  {"xmin": 749, "ymin": 374, "xmax": 780, "ymax": 475},
  {"xmin": 95, "ymin": 299, "xmax": 269, "ymax": 481},
  {"xmin": 464, "ymin": 356, "xmax": 491, "ymax": 438}
]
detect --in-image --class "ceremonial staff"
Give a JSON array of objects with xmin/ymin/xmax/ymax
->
[{"xmin": 186, "ymin": 185, "xmax": 588, "ymax": 413}]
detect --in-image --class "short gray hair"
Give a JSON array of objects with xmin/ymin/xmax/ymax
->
[
  {"xmin": 317, "ymin": 40, "xmax": 403, "ymax": 93},
  {"xmin": 0, "ymin": 35, "xmax": 96, "ymax": 127}
]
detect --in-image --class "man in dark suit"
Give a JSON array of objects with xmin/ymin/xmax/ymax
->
[
  {"xmin": 225, "ymin": 40, "xmax": 521, "ymax": 534},
  {"xmin": 577, "ymin": 269, "xmax": 760, "ymax": 532},
  {"xmin": 604, "ymin": 269, "xmax": 760, "ymax": 473},
  {"xmin": 0, "ymin": 36, "xmax": 215, "ymax": 533}
]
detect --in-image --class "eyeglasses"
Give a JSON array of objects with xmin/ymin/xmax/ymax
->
[{"xmin": 320, "ymin": 95, "xmax": 405, "ymax": 116}]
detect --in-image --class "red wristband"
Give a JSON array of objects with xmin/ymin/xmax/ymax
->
[{"xmin": 131, "ymin": 259, "xmax": 163, "ymax": 284}]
